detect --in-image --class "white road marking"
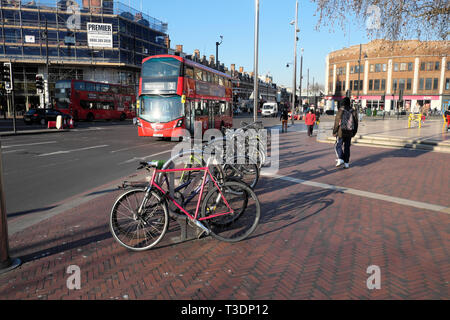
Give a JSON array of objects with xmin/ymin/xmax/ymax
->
[
  {"xmin": 38, "ymin": 145, "xmax": 109, "ymax": 157},
  {"xmin": 2, "ymin": 149, "xmax": 25, "ymax": 154},
  {"xmin": 2, "ymin": 141, "xmax": 57, "ymax": 149},
  {"xmin": 263, "ymin": 173, "xmax": 450, "ymax": 214},
  {"xmin": 119, "ymin": 150, "xmax": 172, "ymax": 165},
  {"xmin": 70, "ymin": 127, "xmax": 105, "ymax": 132},
  {"xmin": 110, "ymin": 143, "xmax": 156, "ymax": 154}
]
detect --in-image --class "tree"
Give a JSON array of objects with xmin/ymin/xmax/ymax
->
[{"xmin": 312, "ymin": 0, "xmax": 449, "ymax": 41}]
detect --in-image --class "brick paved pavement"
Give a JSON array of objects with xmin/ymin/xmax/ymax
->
[{"xmin": 0, "ymin": 127, "xmax": 448, "ymax": 300}]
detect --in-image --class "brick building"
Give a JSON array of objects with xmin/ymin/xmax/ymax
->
[{"xmin": 325, "ymin": 40, "xmax": 450, "ymax": 113}]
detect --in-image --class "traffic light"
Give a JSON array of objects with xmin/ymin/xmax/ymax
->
[
  {"xmin": 399, "ymin": 89, "xmax": 404, "ymax": 102},
  {"xmin": 36, "ymin": 74, "xmax": 44, "ymax": 93},
  {"xmin": 381, "ymin": 94, "xmax": 386, "ymax": 103},
  {"xmin": 2, "ymin": 63, "xmax": 12, "ymax": 91}
]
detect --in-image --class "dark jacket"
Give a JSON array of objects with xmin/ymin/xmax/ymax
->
[
  {"xmin": 333, "ymin": 107, "xmax": 358, "ymax": 138},
  {"xmin": 280, "ymin": 109, "xmax": 289, "ymax": 121}
]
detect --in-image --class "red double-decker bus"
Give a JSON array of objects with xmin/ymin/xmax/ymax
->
[
  {"xmin": 55, "ymin": 80, "xmax": 136, "ymax": 121},
  {"xmin": 137, "ymin": 54, "xmax": 233, "ymax": 138}
]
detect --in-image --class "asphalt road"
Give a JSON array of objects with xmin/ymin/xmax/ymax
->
[{"xmin": 1, "ymin": 116, "xmax": 284, "ymax": 226}]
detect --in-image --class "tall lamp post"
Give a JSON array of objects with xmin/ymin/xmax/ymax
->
[
  {"xmin": 307, "ymin": 68, "xmax": 309, "ymax": 104},
  {"xmin": 357, "ymin": 44, "xmax": 367, "ymax": 113},
  {"xmin": 357, "ymin": 44, "xmax": 362, "ymax": 112},
  {"xmin": 253, "ymin": 0, "xmax": 260, "ymax": 122},
  {"xmin": 290, "ymin": 1, "xmax": 299, "ymax": 114},
  {"xmin": 215, "ymin": 35, "xmax": 223, "ymax": 69},
  {"xmin": 299, "ymin": 48, "xmax": 303, "ymax": 110},
  {"xmin": 0, "ymin": 142, "xmax": 21, "ymax": 274}
]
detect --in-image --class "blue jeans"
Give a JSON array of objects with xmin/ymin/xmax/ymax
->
[{"xmin": 335, "ymin": 137, "xmax": 352, "ymax": 163}]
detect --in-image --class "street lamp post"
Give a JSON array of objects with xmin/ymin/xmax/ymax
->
[
  {"xmin": 253, "ymin": 0, "xmax": 260, "ymax": 122},
  {"xmin": 0, "ymin": 141, "xmax": 21, "ymax": 274},
  {"xmin": 357, "ymin": 44, "xmax": 362, "ymax": 112},
  {"xmin": 215, "ymin": 35, "xmax": 223, "ymax": 69},
  {"xmin": 299, "ymin": 48, "xmax": 303, "ymax": 110},
  {"xmin": 312, "ymin": 76, "xmax": 315, "ymax": 106},
  {"xmin": 307, "ymin": 68, "xmax": 309, "ymax": 104},
  {"xmin": 291, "ymin": 1, "xmax": 299, "ymax": 115}
]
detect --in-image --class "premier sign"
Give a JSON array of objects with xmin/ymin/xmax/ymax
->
[{"xmin": 87, "ymin": 23, "xmax": 113, "ymax": 48}]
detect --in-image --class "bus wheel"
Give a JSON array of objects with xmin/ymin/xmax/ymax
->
[
  {"xmin": 120, "ymin": 113, "xmax": 126, "ymax": 121},
  {"xmin": 87, "ymin": 113, "xmax": 94, "ymax": 122}
]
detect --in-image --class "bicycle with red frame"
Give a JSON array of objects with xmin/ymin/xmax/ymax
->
[{"xmin": 110, "ymin": 159, "xmax": 261, "ymax": 251}]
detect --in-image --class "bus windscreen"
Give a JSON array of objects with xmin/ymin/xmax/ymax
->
[{"xmin": 139, "ymin": 95, "xmax": 183, "ymax": 123}]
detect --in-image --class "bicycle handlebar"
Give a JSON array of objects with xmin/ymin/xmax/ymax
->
[{"xmin": 137, "ymin": 160, "xmax": 165, "ymax": 170}]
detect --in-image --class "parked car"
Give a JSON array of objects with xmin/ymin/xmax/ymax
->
[{"xmin": 24, "ymin": 109, "xmax": 73, "ymax": 125}]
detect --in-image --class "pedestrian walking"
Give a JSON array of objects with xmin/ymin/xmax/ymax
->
[
  {"xmin": 305, "ymin": 108, "xmax": 316, "ymax": 136},
  {"xmin": 333, "ymin": 97, "xmax": 358, "ymax": 169},
  {"xmin": 445, "ymin": 106, "xmax": 450, "ymax": 132},
  {"xmin": 315, "ymin": 108, "xmax": 321, "ymax": 125},
  {"xmin": 280, "ymin": 107, "xmax": 289, "ymax": 133}
]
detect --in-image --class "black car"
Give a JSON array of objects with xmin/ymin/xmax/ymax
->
[{"xmin": 24, "ymin": 109, "xmax": 72, "ymax": 125}]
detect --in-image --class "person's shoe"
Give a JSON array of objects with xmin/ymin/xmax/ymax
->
[
  {"xmin": 336, "ymin": 159, "xmax": 344, "ymax": 167},
  {"xmin": 344, "ymin": 163, "xmax": 350, "ymax": 169}
]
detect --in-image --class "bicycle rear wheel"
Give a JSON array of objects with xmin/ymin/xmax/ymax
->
[
  {"xmin": 200, "ymin": 181, "xmax": 260, "ymax": 242},
  {"xmin": 223, "ymin": 158, "xmax": 260, "ymax": 189},
  {"xmin": 110, "ymin": 188, "xmax": 168, "ymax": 251}
]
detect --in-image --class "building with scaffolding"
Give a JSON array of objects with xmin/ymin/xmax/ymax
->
[{"xmin": 0, "ymin": 0, "xmax": 169, "ymax": 115}]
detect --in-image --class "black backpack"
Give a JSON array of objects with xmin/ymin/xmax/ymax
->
[{"xmin": 340, "ymin": 109, "xmax": 355, "ymax": 133}]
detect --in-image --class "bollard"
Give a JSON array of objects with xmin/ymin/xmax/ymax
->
[{"xmin": 56, "ymin": 115, "xmax": 62, "ymax": 130}]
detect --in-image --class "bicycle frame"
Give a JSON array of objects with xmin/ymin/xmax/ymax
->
[{"xmin": 146, "ymin": 166, "xmax": 234, "ymax": 221}]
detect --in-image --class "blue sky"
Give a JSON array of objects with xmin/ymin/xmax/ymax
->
[{"xmin": 130, "ymin": 0, "xmax": 371, "ymax": 88}]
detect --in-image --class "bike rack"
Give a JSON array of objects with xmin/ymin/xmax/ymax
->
[{"xmin": 168, "ymin": 211, "xmax": 205, "ymax": 244}]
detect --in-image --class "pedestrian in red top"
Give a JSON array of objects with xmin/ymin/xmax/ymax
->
[{"xmin": 305, "ymin": 108, "xmax": 316, "ymax": 136}]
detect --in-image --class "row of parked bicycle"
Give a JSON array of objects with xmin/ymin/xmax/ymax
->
[{"xmin": 109, "ymin": 121, "xmax": 268, "ymax": 251}]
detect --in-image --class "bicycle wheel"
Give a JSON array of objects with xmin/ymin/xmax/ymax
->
[
  {"xmin": 200, "ymin": 181, "xmax": 260, "ymax": 242},
  {"xmin": 110, "ymin": 188, "xmax": 169, "ymax": 251},
  {"xmin": 223, "ymin": 159, "xmax": 260, "ymax": 189}
]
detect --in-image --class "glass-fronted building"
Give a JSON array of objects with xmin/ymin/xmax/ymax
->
[{"xmin": 0, "ymin": 0, "xmax": 169, "ymax": 115}]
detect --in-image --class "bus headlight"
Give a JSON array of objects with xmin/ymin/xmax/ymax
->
[{"xmin": 174, "ymin": 118, "xmax": 184, "ymax": 128}]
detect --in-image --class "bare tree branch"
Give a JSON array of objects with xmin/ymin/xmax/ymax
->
[{"xmin": 311, "ymin": 0, "xmax": 450, "ymax": 41}]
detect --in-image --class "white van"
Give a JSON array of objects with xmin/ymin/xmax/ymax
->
[{"xmin": 261, "ymin": 102, "xmax": 278, "ymax": 117}]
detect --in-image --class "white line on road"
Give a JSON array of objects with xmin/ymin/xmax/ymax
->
[
  {"xmin": 118, "ymin": 150, "xmax": 173, "ymax": 165},
  {"xmin": 110, "ymin": 143, "xmax": 156, "ymax": 154},
  {"xmin": 2, "ymin": 149, "xmax": 25, "ymax": 154},
  {"xmin": 70, "ymin": 127, "xmax": 105, "ymax": 132},
  {"xmin": 263, "ymin": 173, "xmax": 450, "ymax": 214},
  {"xmin": 38, "ymin": 145, "xmax": 109, "ymax": 157},
  {"xmin": 2, "ymin": 141, "xmax": 57, "ymax": 149}
]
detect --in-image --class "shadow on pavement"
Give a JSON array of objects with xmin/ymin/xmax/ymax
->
[
  {"xmin": 250, "ymin": 180, "xmax": 335, "ymax": 240},
  {"xmin": 7, "ymin": 205, "xmax": 58, "ymax": 218}
]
